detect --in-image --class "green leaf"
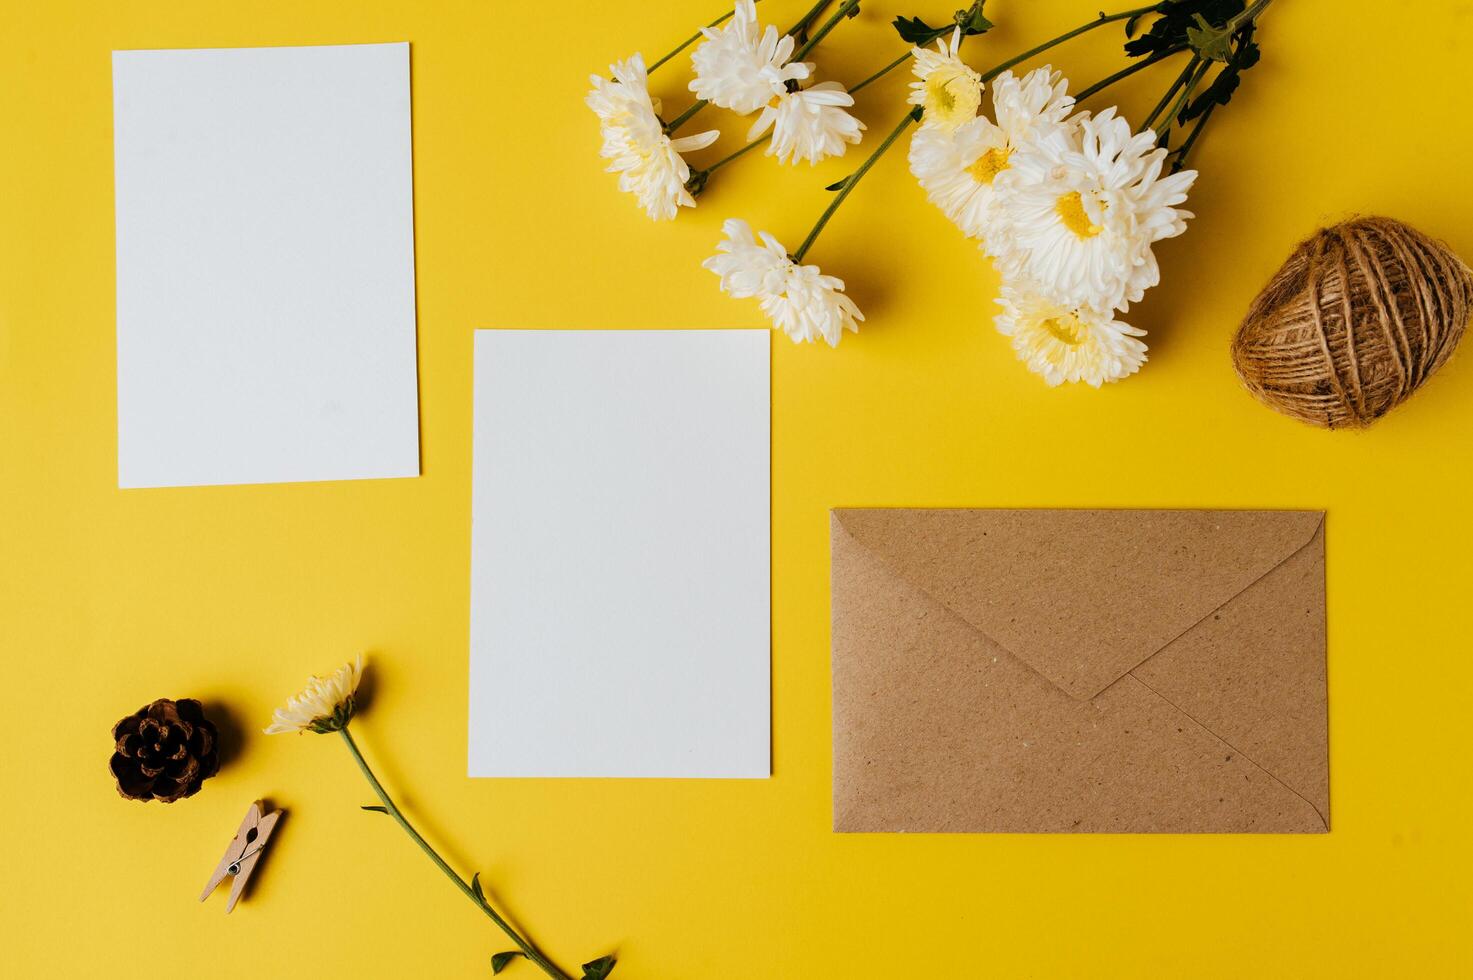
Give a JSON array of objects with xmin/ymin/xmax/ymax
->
[
  {"xmin": 1181, "ymin": 30, "xmax": 1259, "ymax": 120},
  {"xmin": 955, "ymin": 2, "xmax": 992, "ymax": 36},
  {"xmin": 491, "ymin": 951, "xmax": 525, "ymax": 974},
  {"xmin": 891, "ymin": 3, "xmax": 991, "ymax": 46},
  {"xmin": 824, "ymin": 175, "xmax": 851, "ymax": 192},
  {"xmin": 1124, "ymin": 1, "xmax": 1243, "ymax": 58},
  {"xmin": 361, "ymin": 805, "xmax": 388, "ymax": 814},
  {"xmin": 891, "ymin": 14, "xmax": 946, "ymax": 45},
  {"xmin": 581, "ymin": 955, "xmax": 617, "ymax": 979},
  {"xmin": 1185, "ymin": 12, "xmax": 1233, "ymax": 61},
  {"xmin": 471, "ymin": 872, "xmax": 486, "ymax": 902}
]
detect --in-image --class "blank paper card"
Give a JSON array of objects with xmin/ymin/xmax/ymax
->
[
  {"xmin": 469, "ymin": 330, "xmax": 770, "ymax": 778},
  {"xmin": 112, "ymin": 43, "xmax": 420, "ymax": 488}
]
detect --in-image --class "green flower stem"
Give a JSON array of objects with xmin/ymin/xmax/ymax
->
[
  {"xmin": 339, "ymin": 728, "xmax": 571, "ymax": 980},
  {"xmin": 1141, "ymin": 53, "xmax": 1199, "ymax": 132},
  {"xmin": 701, "ymin": 134, "xmax": 771, "ymax": 178},
  {"xmin": 1158, "ymin": 55, "xmax": 1212, "ymax": 133},
  {"xmin": 663, "ymin": 100, "xmax": 709, "ymax": 135},
  {"xmin": 976, "ymin": 4, "xmax": 1160, "ymax": 84},
  {"xmin": 1169, "ymin": 96, "xmax": 1218, "ymax": 170},
  {"xmin": 1072, "ymin": 43, "xmax": 1186, "ymax": 103},
  {"xmin": 1226, "ymin": 0, "xmax": 1276, "ymax": 33},
  {"xmin": 788, "ymin": 0, "xmax": 859, "ymax": 63},
  {"xmin": 850, "ymin": 50, "xmax": 913, "ymax": 94},
  {"xmin": 784, "ymin": 0, "xmax": 839, "ymax": 44},
  {"xmin": 791, "ymin": 107, "xmax": 919, "ymax": 263},
  {"xmin": 665, "ymin": 0, "xmax": 837, "ymax": 135}
]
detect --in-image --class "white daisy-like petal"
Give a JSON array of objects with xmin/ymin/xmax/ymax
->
[
  {"xmin": 690, "ymin": 0, "xmax": 808, "ymax": 114},
  {"xmin": 587, "ymin": 54, "xmax": 721, "ymax": 220},
  {"xmin": 991, "ymin": 105, "xmax": 1196, "ymax": 311},
  {"xmin": 911, "ymin": 66, "xmax": 1076, "ymax": 248},
  {"xmin": 701, "ymin": 217, "xmax": 790, "ymax": 297},
  {"xmin": 908, "ymin": 27, "xmax": 983, "ymax": 131},
  {"xmin": 909, "ymin": 114, "xmax": 1013, "ymax": 239},
  {"xmin": 748, "ymin": 81, "xmax": 865, "ymax": 165},
  {"xmin": 703, "ymin": 218, "xmax": 864, "ymax": 346},
  {"xmin": 994, "ymin": 281, "xmax": 1146, "ymax": 386},
  {"xmin": 264, "ymin": 655, "xmax": 365, "ymax": 734},
  {"xmin": 989, "ymin": 65, "xmax": 1075, "ymax": 139}
]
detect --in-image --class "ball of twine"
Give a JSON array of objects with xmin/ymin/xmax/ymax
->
[{"xmin": 1232, "ymin": 216, "xmax": 1473, "ymax": 428}]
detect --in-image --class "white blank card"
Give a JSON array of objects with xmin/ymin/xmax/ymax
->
[
  {"xmin": 470, "ymin": 330, "xmax": 770, "ymax": 778},
  {"xmin": 113, "ymin": 43, "xmax": 420, "ymax": 488}
]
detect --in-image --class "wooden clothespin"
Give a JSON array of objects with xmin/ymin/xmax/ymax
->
[{"xmin": 201, "ymin": 800, "xmax": 282, "ymax": 913}]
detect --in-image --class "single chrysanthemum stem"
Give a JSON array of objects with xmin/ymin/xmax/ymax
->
[
  {"xmin": 850, "ymin": 50, "xmax": 914, "ymax": 93},
  {"xmin": 791, "ymin": 106, "xmax": 921, "ymax": 262},
  {"xmin": 697, "ymin": 134, "xmax": 771, "ymax": 180},
  {"xmin": 340, "ymin": 728, "xmax": 572, "ymax": 980},
  {"xmin": 664, "ymin": 0, "xmax": 843, "ymax": 135},
  {"xmin": 662, "ymin": 101, "xmax": 704, "ymax": 136}
]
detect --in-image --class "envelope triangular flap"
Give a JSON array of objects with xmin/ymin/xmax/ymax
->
[{"xmin": 831, "ymin": 509, "xmax": 1325, "ymax": 700}]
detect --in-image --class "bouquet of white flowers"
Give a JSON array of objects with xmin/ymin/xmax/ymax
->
[{"xmin": 590, "ymin": 0, "xmax": 1273, "ymax": 385}]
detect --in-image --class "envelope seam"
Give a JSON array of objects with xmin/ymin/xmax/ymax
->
[
  {"xmin": 832, "ymin": 520, "xmax": 1074, "ymax": 696},
  {"xmin": 1123, "ymin": 673, "xmax": 1329, "ymax": 830},
  {"xmin": 1088, "ymin": 514, "xmax": 1327, "ymax": 701}
]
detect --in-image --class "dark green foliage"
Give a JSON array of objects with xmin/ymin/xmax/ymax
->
[
  {"xmin": 581, "ymin": 956, "xmax": 617, "ymax": 979},
  {"xmin": 892, "ymin": 1, "xmax": 993, "ymax": 47},
  {"xmin": 1124, "ymin": 1, "xmax": 1245, "ymax": 57},
  {"xmin": 491, "ymin": 951, "xmax": 525, "ymax": 974}
]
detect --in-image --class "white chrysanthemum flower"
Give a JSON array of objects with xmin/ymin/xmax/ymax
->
[
  {"xmin": 995, "ymin": 281, "xmax": 1146, "ymax": 386},
  {"xmin": 264, "ymin": 655, "xmax": 364, "ymax": 734},
  {"xmin": 910, "ymin": 66, "xmax": 1075, "ymax": 244},
  {"xmin": 703, "ymin": 218, "xmax": 863, "ymax": 346},
  {"xmin": 909, "ymin": 117, "xmax": 1008, "ymax": 239},
  {"xmin": 748, "ymin": 81, "xmax": 865, "ymax": 165},
  {"xmin": 690, "ymin": 0, "xmax": 809, "ymax": 114},
  {"xmin": 990, "ymin": 65, "xmax": 1076, "ymax": 139},
  {"xmin": 908, "ymin": 28, "xmax": 982, "ymax": 131},
  {"xmin": 991, "ymin": 106, "xmax": 1196, "ymax": 311},
  {"xmin": 587, "ymin": 54, "xmax": 720, "ymax": 220}
]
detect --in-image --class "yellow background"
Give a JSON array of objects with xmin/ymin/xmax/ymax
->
[{"xmin": 2, "ymin": 0, "xmax": 1470, "ymax": 976}]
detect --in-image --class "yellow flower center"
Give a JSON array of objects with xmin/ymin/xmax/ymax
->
[
  {"xmin": 967, "ymin": 147, "xmax": 1011, "ymax": 185},
  {"xmin": 1041, "ymin": 314, "xmax": 1088, "ymax": 347},
  {"xmin": 1056, "ymin": 191, "xmax": 1102, "ymax": 239},
  {"xmin": 926, "ymin": 76, "xmax": 957, "ymax": 113},
  {"xmin": 923, "ymin": 68, "xmax": 980, "ymax": 128}
]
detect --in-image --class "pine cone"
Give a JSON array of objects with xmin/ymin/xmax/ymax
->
[{"xmin": 110, "ymin": 699, "xmax": 220, "ymax": 802}]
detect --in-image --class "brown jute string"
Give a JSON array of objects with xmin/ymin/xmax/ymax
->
[{"xmin": 1232, "ymin": 216, "xmax": 1473, "ymax": 428}]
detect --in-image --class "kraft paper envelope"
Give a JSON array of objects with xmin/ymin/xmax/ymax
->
[{"xmin": 831, "ymin": 509, "xmax": 1328, "ymax": 833}]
